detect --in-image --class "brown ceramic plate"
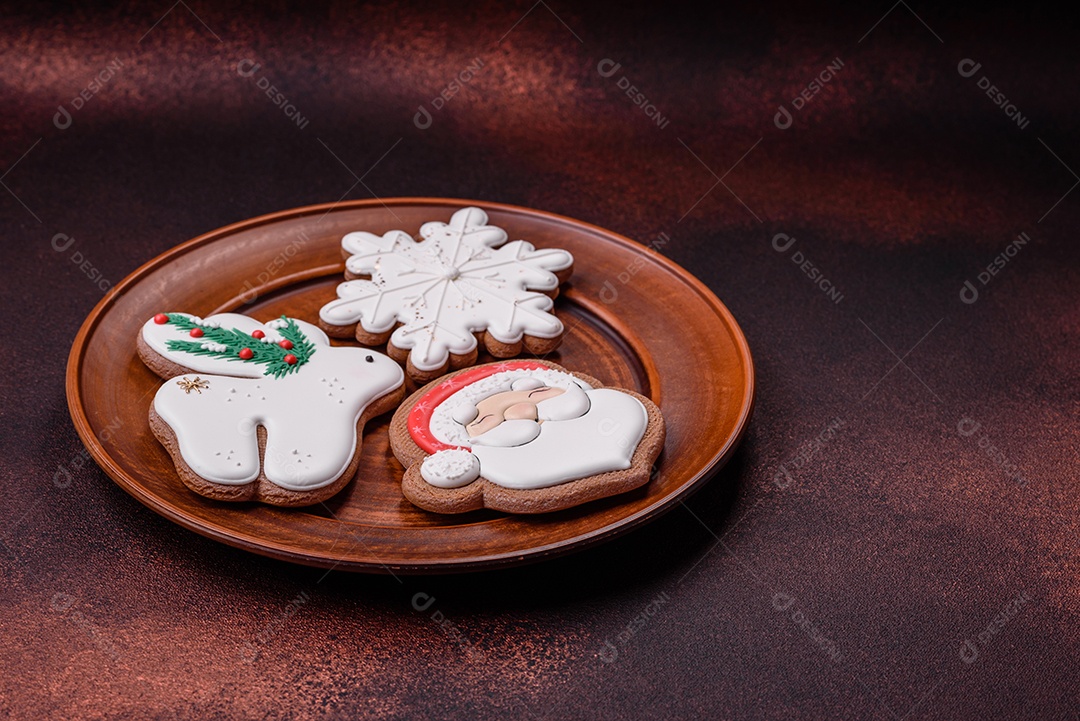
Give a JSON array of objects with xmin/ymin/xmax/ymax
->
[{"xmin": 66, "ymin": 198, "xmax": 754, "ymax": 574}]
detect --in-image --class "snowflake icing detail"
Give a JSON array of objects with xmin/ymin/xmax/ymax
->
[
  {"xmin": 319, "ymin": 207, "xmax": 573, "ymax": 372},
  {"xmin": 176, "ymin": 376, "xmax": 211, "ymax": 394}
]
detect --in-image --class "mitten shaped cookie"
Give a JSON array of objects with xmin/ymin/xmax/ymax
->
[{"xmin": 389, "ymin": 360, "xmax": 665, "ymax": 514}]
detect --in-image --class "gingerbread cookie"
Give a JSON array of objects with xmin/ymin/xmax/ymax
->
[
  {"xmin": 318, "ymin": 207, "xmax": 574, "ymax": 383},
  {"xmin": 389, "ymin": 360, "xmax": 665, "ymax": 514},
  {"xmin": 138, "ymin": 312, "xmax": 405, "ymax": 507}
]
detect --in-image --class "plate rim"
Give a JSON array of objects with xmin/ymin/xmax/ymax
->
[{"xmin": 65, "ymin": 197, "xmax": 756, "ymax": 573}]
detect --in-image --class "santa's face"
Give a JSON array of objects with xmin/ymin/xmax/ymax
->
[
  {"xmin": 458, "ymin": 380, "xmax": 594, "ymax": 448},
  {"xmin": 465, "ymin": 386, "xmax": 566, "ymax": 438},
  {"xmin": 419, "ymin": 369, "xmax": 650, "ymax": 491}
]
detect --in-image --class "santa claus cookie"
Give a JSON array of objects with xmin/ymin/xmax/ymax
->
[
  {"xmin": 137, "ymin": 312, "xmax": 404, "ymax": 507},
  {"xmin": 318, "ymin": 207, "xmax": 574, "ymax": 384},
  {"xmin": 389, "ymin": 360, "xmax": 665, "ymax": 514}
]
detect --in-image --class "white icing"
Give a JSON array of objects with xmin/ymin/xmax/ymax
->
[
  {"xmin": 418, "ymin": 388, "xmax": 648, "ymax": 490},
  {"xmin": 143, "ymin": 314, "xmax": 404, "ymax": 491},
  {"xmin": 144, "ymin": 313, "xmax": 282, "ymax": 378},
  {"xmin": 468, "ymin": 418, "xmax": 542, "ymax": 447},
  {"xmin": 510, "ymin": 377, "xmax": 544, "ymax": 391},
  {"xmin": 535, "ymin": 382, "xmax": 591, "ymax": 422},
  {"xmin": 470, "ymin": 389, "xmax": 648, "ymax": 489},
  {"xmin": 319, "ymin": 207, "xmax": 574, "ymax": 371},
  {"xmin": 451, "ymin": 403, "xmax": 479, "ymax": 425},
  {"xmin": 420, "ymin": 449, "xmax": 481, "ymax": 488},
  {"xmin": 428, "ymin": 368, "xmax": 592, "ymax": 447},
  {"xmin": 200, "ymin": 342, "xmax": 228, "ymax": 352}
]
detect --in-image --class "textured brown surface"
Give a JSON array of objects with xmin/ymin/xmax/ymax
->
[{"xmin": 1, "ymin": 1, "xmax": 1078, "ymax": 719}]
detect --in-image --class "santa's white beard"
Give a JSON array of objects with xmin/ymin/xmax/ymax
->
[
  {"xmin": 468, "ymin": 383, "xmax": 591, "ymax": 448},
  {"xmin": 468, "ymin": 389, "xmax": 649, "ymax": 490}
]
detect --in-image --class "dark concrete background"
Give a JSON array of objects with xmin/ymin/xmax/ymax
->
[{"xmin": 1, "ymin": 1, "xmax": 1077, "ymax": 718}]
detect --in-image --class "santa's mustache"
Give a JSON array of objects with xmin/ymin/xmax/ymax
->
[{"xmin": 469, "ymin": 383, "xmax": 591, "ymax": 448}]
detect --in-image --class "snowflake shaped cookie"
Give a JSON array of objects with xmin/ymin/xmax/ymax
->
[{"xmin": 318, "ymin": 207, "xmax": 574, "ymax": 382}]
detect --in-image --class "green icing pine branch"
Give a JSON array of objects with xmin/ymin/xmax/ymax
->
[
  {"xmin": 277, "ymin": 317, "xmax": 318, "ymax": 364},
  {"xmin": 163, "ymin": 314, "xmax": 315, "ymax": 378}
]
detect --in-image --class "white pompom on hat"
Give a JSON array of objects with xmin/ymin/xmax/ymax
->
[{"xmin": 420, "ymin": 449, "xmax": 481, "ymax": 488}]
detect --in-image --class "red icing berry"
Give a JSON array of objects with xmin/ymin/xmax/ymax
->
[
  {"xmin": 189, "ymin": 328, "xmax": 204, "ymax": 338},
  {"xmin": 238, "ymin": 347, "xmax": 254, "ymax": 360},
  {"xmin": 153, "ymin": 313, "xmax": 169, "ymax": 325},
  {"xmin": 251, "ymin": 330, "xmax": 265, "ymax": 339},
  {"xmin": 283, "ymin": 354, "xmax": 298, "ymax": 365},
  {"xmin": 278, "ymin": 340, "xmax": 293, "ymax": 350}
]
